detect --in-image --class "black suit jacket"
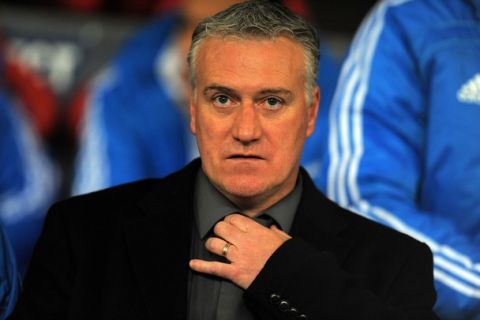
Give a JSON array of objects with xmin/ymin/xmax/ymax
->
[{"xmin": 10, "ymin": 159, "xmax": 437, "ymax": 319}]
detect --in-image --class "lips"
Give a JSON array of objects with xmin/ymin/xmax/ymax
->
[{"xmin": 227, "ymin": 154, "xmax": 264, "ymax": 160}]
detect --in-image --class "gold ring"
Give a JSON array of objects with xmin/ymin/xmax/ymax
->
[{"xmin": 222, "ymin": 242, "xmax": 231, "ymax": 257}]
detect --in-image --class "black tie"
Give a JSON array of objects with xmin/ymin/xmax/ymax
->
[{"xmin": 254, "ymin": 213, "xmax": 279, "ymax": 229}]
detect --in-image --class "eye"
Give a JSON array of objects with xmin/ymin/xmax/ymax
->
[
  {"xmin": 213, "ymin": 95, "xmax": 233, "ymax": 107},
  {"xmin": 264, "ymin": 97, "xmax": 283, "ymax": 109}
]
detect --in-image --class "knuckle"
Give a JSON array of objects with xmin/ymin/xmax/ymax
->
[
  {"xmin": 230, "ymin": 266, "xmax": 246, "ymax": 282},
  {"xmin": 230, "ymin": 267, "xmax": 241, "ymax": 279},
  {"xmin": 226, "ymin": 244, "xmax": 236, "ymax": 259},
  {"xmin": 205, "ymin": 237, "xmax": 216, "ymax": 251},
  {"xmin": 226, "ymin": 213, "xmax": 241, "ymax": 224},
  {"xmin": 214, "ymin": 221, "xmax": 227, "ymax": 235}
]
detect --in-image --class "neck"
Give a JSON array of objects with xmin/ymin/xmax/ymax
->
[{"xmin": 223, "ymin": 177, "xmax": 299, "ymax": 218}]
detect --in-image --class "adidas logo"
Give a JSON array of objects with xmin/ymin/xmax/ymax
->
[{"xmin": 457, "ymin": 73, "xmax": 480, "ymax": 105}]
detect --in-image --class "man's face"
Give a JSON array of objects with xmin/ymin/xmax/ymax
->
[{"xmin": 190, "ymin": 37, "xmax": 319, "ymax": 212}]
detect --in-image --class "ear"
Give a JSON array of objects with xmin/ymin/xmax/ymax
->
[
  {"xmin": 306, "ymin": 85, "xmax": 320, "ymax": 138},
  {"xmin": 189, "ymin": 91, "xmax": 197, "ymax": 135}
]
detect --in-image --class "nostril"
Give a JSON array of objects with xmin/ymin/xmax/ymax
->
[{"xmin": 233, "ymin": 138, "xmax": 258, "ymax": 146}]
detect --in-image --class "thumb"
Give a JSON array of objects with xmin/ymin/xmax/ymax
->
[{"xmin": 270, "ymin": 225, "xmax": 292, "ymax": 240}]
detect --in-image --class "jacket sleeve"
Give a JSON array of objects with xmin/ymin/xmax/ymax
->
[
  {"xmin": 245, "ymin": 238, "xmax": 438, "ymax": 320},
  {"xmin": 319, "ymin": 1, "xmax": 480, "ymax": 318}
]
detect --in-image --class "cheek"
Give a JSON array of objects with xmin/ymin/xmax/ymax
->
[
  {"xmin": 196, "ymin": 112, "xmax": 228, "ymax": 153},
  {"xmin": 269, "ymin": 122, "xmax": 306, "ymax": 161}
]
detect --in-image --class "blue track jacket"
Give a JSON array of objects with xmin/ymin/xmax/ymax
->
[
  {"xmin": 0, "ymin": 89, "xmax": 57, "ymax": 277},
  {"xmin": 320, "ymin": 0, "xmax": 480, "ymax": 318}
]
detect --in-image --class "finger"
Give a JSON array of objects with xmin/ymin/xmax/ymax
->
[
  {"xmin": 213, "ymin": 221, "xmax": 244, "ymax": 245},
  {"xmin": 224, "ymin": 213, "xmax": 258, "ymax": 232},
  {"xmin": 189, "ymin": 259, "xmax": 234, "ymax": 280},
  {"xmin": 205, "ymin": 237, "xmax": 236, "ymax": 259}
]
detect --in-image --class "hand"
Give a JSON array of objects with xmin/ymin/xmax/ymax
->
[{"xmin": 189, "ymin": 213, "xmax": 291, "ymax": 289}]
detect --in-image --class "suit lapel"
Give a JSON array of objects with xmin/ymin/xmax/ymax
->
[
  {"xmin": 123, "ymin": 160, "xmax": 200, "ymax": 319},
  {"xmin": 290, "ymin": 169, "xmax": 353, "ymax": 266}
]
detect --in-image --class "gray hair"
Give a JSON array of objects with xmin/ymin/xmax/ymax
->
[{"xmin": 187, "ymin": 0, "xmax": 320, "ymax": 103}]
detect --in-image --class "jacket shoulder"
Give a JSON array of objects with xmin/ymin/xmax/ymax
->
[
  {"xmin": 52, "ymin": 179, "xmax": 161, "ymax": 221},
  {"xmin": 339, "ymin": 204, "xmax": 431, "ymax": 256}
]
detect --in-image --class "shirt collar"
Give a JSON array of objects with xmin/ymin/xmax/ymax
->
[
  {"xmin": 262, "ymin": 174, "xmax": 302, "ymax": 233},
  {"xmin": 194, "ymin": 169, "xmax": 302, "ymax": 239}
]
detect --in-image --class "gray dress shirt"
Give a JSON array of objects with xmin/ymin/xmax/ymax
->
[{"xmin": 188, "ymin": 169, "xmax": 302, "ymax": 320}]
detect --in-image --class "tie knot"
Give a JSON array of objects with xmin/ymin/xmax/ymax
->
[{"xmin": 254, "ymin": 213, "xmax": 278, "ymax": 228}]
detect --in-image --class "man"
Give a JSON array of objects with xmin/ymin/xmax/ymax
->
[{"xmin": 10, "ymin": 1, "xmax": 438, "ymax": 319}]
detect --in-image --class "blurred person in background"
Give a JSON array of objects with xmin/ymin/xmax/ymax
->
[
  {"xmin": 0, "ymin": 37, "xmax": 59, "ymax": 277},
  {"xmin": 320, "ymin": 0, "xmax": 480, "ymax": 318},
  {"xmin": 71, "ymin": 0, "xmax": 341, "ymax": 195}
]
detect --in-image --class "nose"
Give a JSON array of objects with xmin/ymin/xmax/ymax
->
[{"xmin": 232, "ymin": 103, "xmax": 262, "ymax": 145}]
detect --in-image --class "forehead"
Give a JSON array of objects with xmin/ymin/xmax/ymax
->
[{"xmin": 194, "ymin": 37, "xmax": 306, "ymax": 91}]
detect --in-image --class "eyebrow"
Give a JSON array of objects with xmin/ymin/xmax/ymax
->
[
  {"xmin": 203, "ymin": 85, "xmax": 293, "ymax": 100},
  {"xmin": 203, "ymin": 85, "xmax": 237, "ymax": 98},
  {"xmin": 257, "ymin": 88, "xmax": 293, "ymax": 99}
]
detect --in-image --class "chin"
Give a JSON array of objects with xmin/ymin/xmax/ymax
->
[{"xmin": 220, "ymin": 175, "xmax": 270, "ymax": 199}]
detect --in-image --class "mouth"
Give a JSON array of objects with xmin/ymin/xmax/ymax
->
[{"xmin": 227, "ymin": 154, "xmax": 264, "ymax": 160}]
